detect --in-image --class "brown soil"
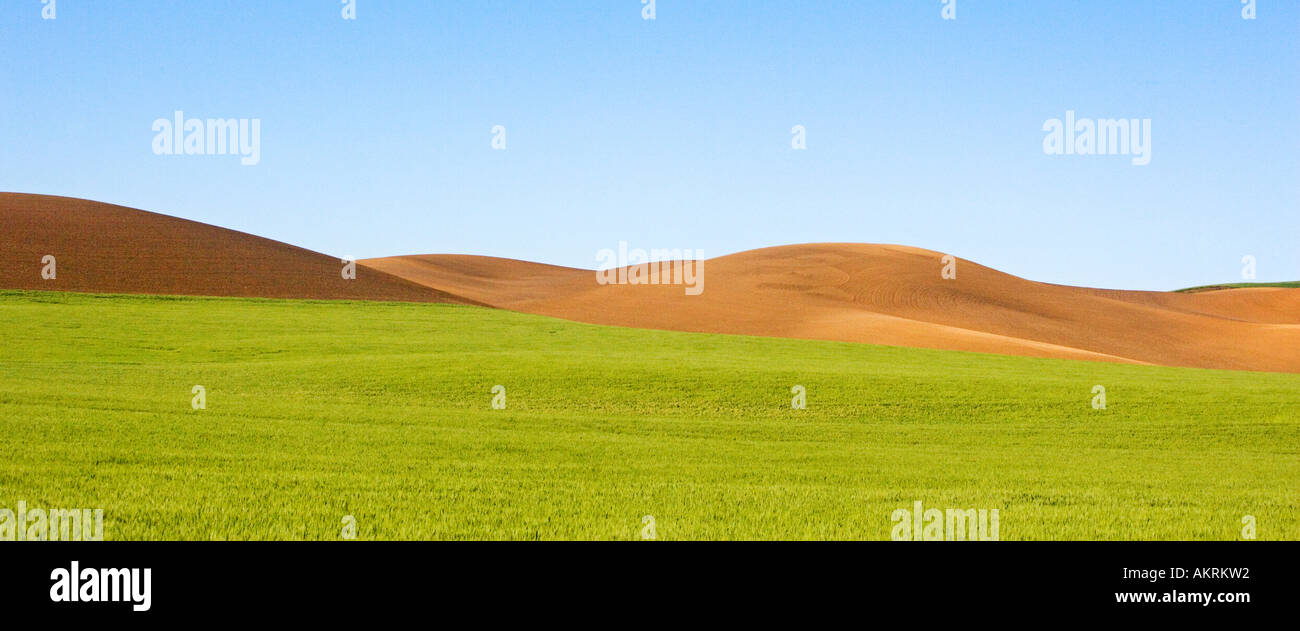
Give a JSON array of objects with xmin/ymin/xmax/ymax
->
[
  {"xmin": 365, "ymin": 244, "xmax": 1300, "ymax": 372},
  {"xmin": 0, "ymin": 193, "xmax": 477, "ymax": 304}
]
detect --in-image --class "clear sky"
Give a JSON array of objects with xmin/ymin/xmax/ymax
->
[{"xmin": 2, "ymin": 0, "xmax": 1296, "ymax": 290}]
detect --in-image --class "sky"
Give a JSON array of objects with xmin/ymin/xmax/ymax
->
[{"xmin": 1, "ymin": 0, "xmax": 1296, "ymax": 290}]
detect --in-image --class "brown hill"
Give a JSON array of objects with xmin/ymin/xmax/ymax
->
[
  {"xmin": 4, "ymin": 193, "xmax": 1293, "ymax": 372},
  {"xmin": 364, "ymin": 244, "xmax": 1300, "ymax": 372},
  {"xmin": 0, "ymin": 193, "xmax": 476, "ymax": 304}
]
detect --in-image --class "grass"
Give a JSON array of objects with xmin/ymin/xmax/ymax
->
[
  {"xmin": 1174, "ymin": 281, "xmax": 1300, "ymax": 292},
  {"xmin": 0, "ymin": 289, "xmax": 1296, "ymax": 540}
]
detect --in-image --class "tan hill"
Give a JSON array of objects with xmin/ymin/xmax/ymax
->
[
  {"xmin": 364, "ymin": 244, "xmax": 1300, "ymax": 372},
  {"xmin": 0, "ymin": 193, "xmax": 477, "ymax": 304},
  {"xmin": 3, "ymin": 193, "xmax": 1292, "ymax": 372}
]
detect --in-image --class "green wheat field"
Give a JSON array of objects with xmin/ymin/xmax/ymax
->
[{"xmin": 1, "ymin": 290, "xmax": 1296, "ymax": 540}]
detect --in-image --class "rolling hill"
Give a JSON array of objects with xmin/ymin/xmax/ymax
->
[
  {"xmin": 3, "ymin": 193, "xmax": 1294, "ymax": 372},
  {"xmin": 0, "ymin": 193, "xmax": 476, "ymax": 304},
  {"xmin": 365, "ymin": 245, "xmax": 1300, "ymax": 372}
]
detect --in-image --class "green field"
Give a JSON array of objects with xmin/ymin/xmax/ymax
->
[
  {"xmin": 1, "ymin": 290, "xmax": 1296, "ymax": 540},
  {"xmin": 1175, "ymin": 281, "xmax": 1300, "ymax": 292}
]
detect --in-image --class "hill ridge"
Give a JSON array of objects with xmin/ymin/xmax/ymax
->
[
  {"xmin": 2, "ymin": 193, "xmax": 1294, "ymax": 372},
  {"xmin": 0, "ymin": 193, "xmax": 481, "ymax": 305},
  {"xmin": 364, "ymin": 245, "xmax": 1300, "ymax": 372}
]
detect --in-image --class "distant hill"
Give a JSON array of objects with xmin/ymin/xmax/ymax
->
[
  {"xmin": 367, "ymin": 245, "xmax": 1300, "ymax": 373},
  {"xmin": 3, "ymin": 193, "xmax": 1296, "ymax": 372},
  {"xmin": 1175, "ymin": 281, "xmax": 1300, "ymax": 293},
  {"xmin": 0, "ymin": 193, "xmax": 478, "ymax": 304}
]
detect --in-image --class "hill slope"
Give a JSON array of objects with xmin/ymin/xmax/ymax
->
[
  {"xmin": 4, "ymin": 193, "xmax": 1292, "ymax": 372},
  {"xmin": 0, "ymin": 193, "xmax": 475, "ymax": 304},
  {"xmin": 1176, "ymin": 281, "xmax": 1300, "ymax": 293},
  {"xmin": 364, "ymin": 244, "xmax": 1300, "ymax": 372}
]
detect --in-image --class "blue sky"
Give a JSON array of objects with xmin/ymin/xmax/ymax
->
[{"xmin": 2, "ymin": 0, "xmax": 1296, "ymax": 290}]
